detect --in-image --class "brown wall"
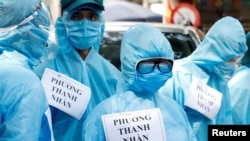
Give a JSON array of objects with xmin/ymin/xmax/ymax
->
[{"xmin": 194, "ymin": 0, "xmax": 250, "ymax": 33}]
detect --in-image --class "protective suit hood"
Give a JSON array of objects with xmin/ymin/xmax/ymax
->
[
  {"xmin": 119, "ymin": 24, "xmax": 174, "ymax": 92},
  {"xmin": 0, "ymin": 0, "xmax": 40, "ymax": 27},
  {"xmin": 0, "ymin": 1, "xmax": 51, "ymax": 67},
  {"xmin": 189, "ymin": 16, "xmax": 248, "ymax": 71}
]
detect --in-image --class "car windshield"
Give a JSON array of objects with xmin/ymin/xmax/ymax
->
[{"xmin": 100, "ymin": 30, "xmax": 198, "ymax": 70}]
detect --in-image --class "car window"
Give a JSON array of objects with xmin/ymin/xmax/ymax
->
[
  {"xmin": 100, "ymin": 31, "xmax": 123, "ymax": 69},
  {"xmin": 164, "ymin": 32, "xmax": 196, "ymax": 59}
]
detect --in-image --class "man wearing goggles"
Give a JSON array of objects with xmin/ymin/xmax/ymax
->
[
  {"xmin": 136, "ymin": 58, "xmax": 173, "ymax": 74},
  {"xmin": 82, "ymin": 24, "xmax": 197, "ymax": 141},
  {"xmin": 135, "ymin": 58, "xmax": 173, "ymax": 93}
]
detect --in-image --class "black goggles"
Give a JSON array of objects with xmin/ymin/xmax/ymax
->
[{"xmin": 136, "ymin": 58, "xmax": 173, "ymax": 74}]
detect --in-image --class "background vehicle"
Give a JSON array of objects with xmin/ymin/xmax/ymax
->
[{"xmin": 100, "ymin": 21, "xmax": 204, "ymax": 70}]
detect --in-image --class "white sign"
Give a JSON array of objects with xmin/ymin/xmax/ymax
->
[
  {"xmin": 184, "ymin": 77, "xmax": 222, "ymax": 119},
  {"xmin": 41, "ymin": 68, "xmax": 91, "ymax": 120},
  {"xmin": 102, "ymin": 108, "xmax": 166, "ymax": 141}
]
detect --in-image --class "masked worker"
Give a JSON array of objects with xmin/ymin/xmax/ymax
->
[
  {"xmin": 35, "ymin": 0, "xmax": 120, "ymax": 140},
  {"xmin": 0, "ymin": 0, "xmax": 54, "ymax": 140}
]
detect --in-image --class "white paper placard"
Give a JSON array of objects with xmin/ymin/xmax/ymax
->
[
  {"xmin": 101, "ymin": 108, "xmax": 166, "ymax": 141},
  {"xmin": 41, "ymin": 68, "xmax": 91, "ymax": 120},
  {"xmin": 184, "ymin": 77, "xmax": 222, "ymax": 119}
]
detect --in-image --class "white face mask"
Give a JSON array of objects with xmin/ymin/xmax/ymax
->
[
  {"xmin": 65, "ymin": 19, "xmax": 102, "ymax": 51},
  {"xmin": 234, "ymin": 54, "xmax": 244, "ymax": 65},
  {"xmin": 218, "ymin": 55, "xmax": 244, "ymax": 80},
  {"xmin": 219, "ymin": 61, "xmax": 236, "ymax": 76}
]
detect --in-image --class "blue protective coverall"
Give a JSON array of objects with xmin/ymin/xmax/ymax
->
[
  {"xmin": 82, "ymin": 24, "xmax": 197, "ymax": 141},
  {"xmin": 34, "ymin": 1, "xmax": 120, "ymax": 141},
  {"xmin": 228, "ymin": 31, "xmax": 250, "ymax": 124},
  {"xmin": 159, "ymin": 16, "xmax": 248, "ymax": 141},
  {"xmin": 0, "ymin": 0, "xmax": 53, "ymax": 140}
]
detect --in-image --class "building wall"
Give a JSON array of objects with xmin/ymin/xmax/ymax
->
[
  {"xmin": 196, "ymin": 0, "xmax": 250, "ymax": 32},
  {"xmin": 44, "ymin": 0, "xmax": 250, "ymax": 33}
]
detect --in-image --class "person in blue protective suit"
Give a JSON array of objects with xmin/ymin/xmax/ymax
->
[
  {"xmin": 228, "ymin": 31, "xmax": 250, "ymax": 124},
  {"xmin": 82, "ymin": 24, "xmax": 197, "ymax": 141},
  {"xmin": 0, "ymin": 0, "xmax": 54, "ymax": 141},
  {"xmin": 34, "ymin": 0, "xmax": 120, "ymax": 141},
  {"xmin": 159, "ymin": 16, "xmax": 248, "ymax": 141}
]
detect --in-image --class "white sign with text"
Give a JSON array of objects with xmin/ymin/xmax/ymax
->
[
  {"xmin": 102, "ymin": 108, "xmax": 166, "ymax": 141},
  {"xmin": 184, "ymin": 77, "xmax": 222, "ymax": 119},
  {"xmin": 41, "ymin": 68, "xmax": 91, "ymax": 120}
]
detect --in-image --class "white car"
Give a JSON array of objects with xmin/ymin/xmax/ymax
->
[{"xmin": 100, "ymin": 21, "xmax": 204, "ymax": 70}]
